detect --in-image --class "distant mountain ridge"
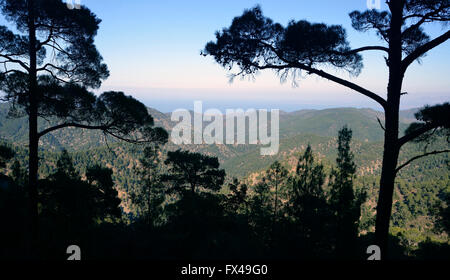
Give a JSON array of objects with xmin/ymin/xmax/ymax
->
[{"xmin": 0, "ymin": 102, "xmax": 418, "ymax": 151}]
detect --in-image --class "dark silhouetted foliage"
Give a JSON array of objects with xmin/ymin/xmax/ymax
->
[{"xmin": 162, "ymin": 149, "xmax": 225, "ymax": 195}]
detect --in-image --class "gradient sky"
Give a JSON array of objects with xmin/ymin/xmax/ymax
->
[{"xmin": 2, "ymin": 0, "xmax": 450, "ymax": 111}]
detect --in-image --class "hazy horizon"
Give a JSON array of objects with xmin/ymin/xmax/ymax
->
[
  {"xmin": 118, "ymin": 88, "xmax": 447, "ymax": 113},
  {"xmin": 139, "ymin": 98, "xmax": 434, "ymax": 114}
]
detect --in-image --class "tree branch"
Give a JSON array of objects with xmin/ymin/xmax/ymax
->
[
  {"xmin": 403, "ymin": 4, "xmax": 449, "ymax": 34},
  {"xmin": 256, "ymin": 41, "xmax": 387, "ymax": 108},
  {"xmin": 43, "ymin": 38, "xmax": 76, "ymax": 60},
  {"xmin": 37, "ymin": 63, "xmax": 77, "ymax": 77},
  {"xmin": 341, "ymin": 46, "xmax": 389, "ymax": 55},
  {"xmin": 377, "ymin": 117, "xmax": 386, "ymax": 131},
  {"xmin": 37, "ymin": 27, "xmax": 54, "ymax": 50},
  {"xmin": 397, "ymin": 123, "xmax": 439, "ymax": 148},
  {"xmin": 0, "ymin": 54, "xmax": 30, "ymax": 72},
  {"xmin": 38, "ymin": 122, "xmax": 111, "ymax": 138},
  {"xmin": 38, "ymin": 122, "xmax": 154, "ymax": 144},
  {"xmin": 39, "ymin": 68, "xmax": 70, "ymax": 83},
  {"xmin": 291, "ymin": 62, "xmax": 387, "ymax": 108},
  {"xmin": 252, "ymin": 60, "xmax": 387, "ymax": 108},
  {"xmin": 401, "ymin": 30, "xmax": 450, "ymax": 73},
  {"xmin": 395, "ymin": 149, "xmax": 450, "ymax": 174},
  {"xmin": 106, "ymin": 131, "xmax": 157, "ymax": 144}
]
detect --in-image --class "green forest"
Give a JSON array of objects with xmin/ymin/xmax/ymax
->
[{"xmin": 1, "ymin": 115, "xmax": 449, "ymax": 259}]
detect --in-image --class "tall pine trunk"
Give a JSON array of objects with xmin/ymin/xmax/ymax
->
[
  {"xmin": 375, "ymin": 1, "xmax": 404, "ymax": 259},
  {"xmin": 27, "ymin": 0, "xmax": 39, "ymax": 254},
  {"xmin": 375, "ymin": 109, "xmax": 400, "ymax": 259}
]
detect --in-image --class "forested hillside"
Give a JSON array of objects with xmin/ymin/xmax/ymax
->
[
  {"xmin": 1, "ymin": 102, "xmax": 448, "ymax": 252},
  {"xmin": 0, "ymin": 102, "xmax": 415, "ymax": 150}
]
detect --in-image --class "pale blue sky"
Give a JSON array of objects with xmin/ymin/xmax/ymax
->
[{"xmin": 2, "ymin": 0, "xmax": 449, "ymax": 111}]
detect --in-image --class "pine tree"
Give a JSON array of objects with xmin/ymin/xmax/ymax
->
[
  {"xmin": 130, "ymin": 145, "xmax": 166, "ymax": 226},
  {"xmin": 288, "ymin": 145, "xmax": 332, "ymax": 255},
  {"xmin": 203, "ymin": 3, "xmax": 450, "ymax": 257},
  {"xmin": 0, "ymin": 0, "xmax": 167, "ymax": 249},
  {"xmin": 162, "ymin": 149, "xmax": 225, "ymax": 196},
  {"xmin": 329, "ymin": 126, "xmax": 366, "ymax": 258}
]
